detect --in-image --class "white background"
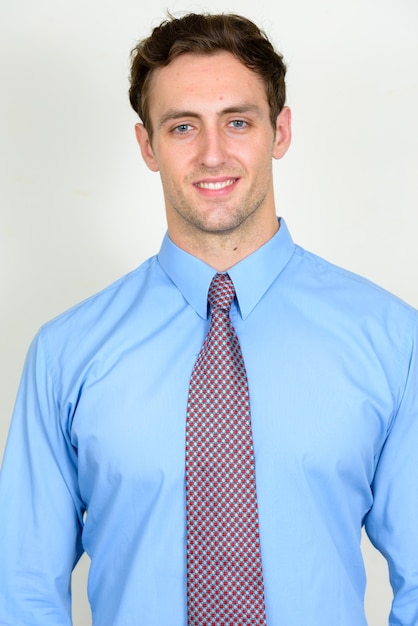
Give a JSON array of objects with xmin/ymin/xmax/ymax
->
[{"xmin": 1, "ymin": 0, "xmax": 417, "ymax": 623}]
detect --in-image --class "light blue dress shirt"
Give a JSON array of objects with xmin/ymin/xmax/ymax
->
[{"xmin": 1, "ymin": 219, "xmax": 418, "ymax": 625}]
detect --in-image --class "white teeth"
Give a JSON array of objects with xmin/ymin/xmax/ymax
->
[{"xmin": 196, "ymin": 179, "xmax": 236, "ymax": 190}]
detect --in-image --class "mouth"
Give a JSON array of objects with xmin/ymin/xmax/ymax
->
[{"xmin": 194, "ymin": 178, "xmax": 238, "ymax": 191}]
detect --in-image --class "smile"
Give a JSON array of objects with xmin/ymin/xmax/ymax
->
[{"xmin": 194, "ymin": 178, "xmax": 238, "ymax": 190}]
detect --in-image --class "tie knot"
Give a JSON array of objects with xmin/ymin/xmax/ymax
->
[{"xmin": 208, "ymin": 273, "xmax": 235, "ymax": 312}]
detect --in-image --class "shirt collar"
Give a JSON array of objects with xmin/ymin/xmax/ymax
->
[{"xmin": 157, "ymin": 218, "xmax": 295, "ymax": 320}]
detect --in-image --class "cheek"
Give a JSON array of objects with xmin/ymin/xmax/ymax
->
[
  {"xmin": 161, "ymin": 156, "xmax": 199, "ymax": 192},
  {"xmin": 245, "ymin": 156, "xmax": 274, "ymax": 185},
  {"xmin": 237, "ymin": 138, "xmax": 273, "ymax": 167},
  {"xmin": 158, "ymin": 162, "xmax": 187, "ymax": 199},
  {"xmin": 157, "ymin": 158, "xmax": 180, "ymax": 182}
]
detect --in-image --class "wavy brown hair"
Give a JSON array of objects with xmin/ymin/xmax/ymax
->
[{"xmin": 129, "ymin": 13, "xmax": 287, "ymax": 142}]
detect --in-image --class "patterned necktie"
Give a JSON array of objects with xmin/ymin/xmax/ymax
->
[{"xmin": 186, "ymin": 272, "xmax": 267, "ymax": 625}]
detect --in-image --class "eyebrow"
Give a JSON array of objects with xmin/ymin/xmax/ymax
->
[{"xmin": 158, "ymin": 103, "xmax": 264, "ymax": 128}]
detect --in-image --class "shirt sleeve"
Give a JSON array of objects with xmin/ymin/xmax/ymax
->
[
  {"xmin": 0, "ymin": 329, "xmax": 84, "ymax": 625},
  {"xmin": 365, "ymin": 311, "xmax": 418, "ymax": 626}
]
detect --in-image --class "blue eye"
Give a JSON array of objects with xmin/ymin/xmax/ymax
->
[
  {"xmin": 174, "ymin": 124, "xmax": 192, "ymax": 133},
  {"xmin": 230, "ymin": 120, "xmax": 247, "ymax": 128}
]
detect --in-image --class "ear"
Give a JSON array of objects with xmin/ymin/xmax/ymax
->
[
  {"xmin": 134, "ymin": 123, "xmax": 159, "ymax": 172},
  {"xmin": 272, "ymin": 106, "xmax": 292, "ymax": 160}
]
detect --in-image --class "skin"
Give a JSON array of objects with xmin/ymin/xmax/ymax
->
[{"xmin": 135, "ymin": 51, "xmax": 292, "ymax": 271}]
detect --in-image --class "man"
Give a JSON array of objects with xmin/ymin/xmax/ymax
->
[{"xmin": 0, "ymin": 12, "xmax": 417, "ymax": 626}]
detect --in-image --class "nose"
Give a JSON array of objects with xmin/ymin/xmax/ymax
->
[{"xmin": 198, "ymin": 126, "xmax": 227, "ymax": 168}]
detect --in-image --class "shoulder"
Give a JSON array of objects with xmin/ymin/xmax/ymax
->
[
  {"xmin": 291, "ymin": 244, "xmax": 416, "ymax": 316},
  {"xmin": 281, "ymin": 244, "xmax": 418, "ymax": 370},
  {"xmin": 34, "ymin": 254, "xmax": 168, "ymax": 363}
]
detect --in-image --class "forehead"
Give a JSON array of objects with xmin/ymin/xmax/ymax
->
[{"xmin": 147, "ymin": 51, "xmax": 269, "ymax": 119}]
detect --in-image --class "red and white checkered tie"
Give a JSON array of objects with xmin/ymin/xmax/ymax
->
[{"xmin": 186, "ymin": 272, "xmax": 267, "ymax": 625}]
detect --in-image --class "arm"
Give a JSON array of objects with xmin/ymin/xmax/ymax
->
[
  {"xmin": 365, "ymin": 312, "xmax": 418, "ymax": 625},
  {"xmin": 0, "ymin": 330, "xmax": 84, "ymax": 625}
]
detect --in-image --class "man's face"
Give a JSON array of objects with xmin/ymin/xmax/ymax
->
[{"xmin": 136, "ymin": 51, "xmax": 291, "ymax": 246}]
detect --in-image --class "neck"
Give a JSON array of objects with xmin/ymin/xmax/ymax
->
[{"xmin": 168, "ymin": 216, "xmax": 279, "ymax": 271}]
